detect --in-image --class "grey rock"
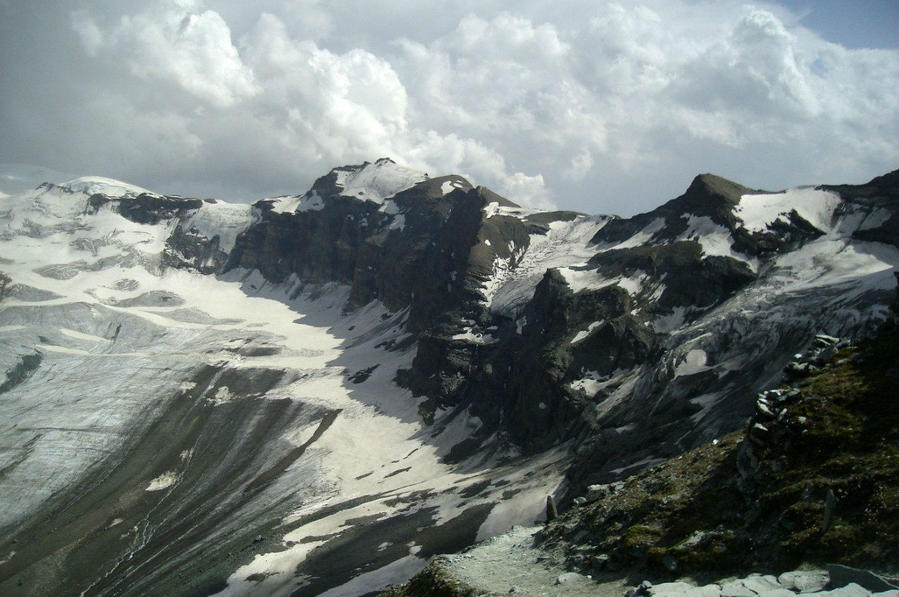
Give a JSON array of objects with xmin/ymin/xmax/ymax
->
[
  {"xmin": 741, "ymin": 574, "xmax": 785, "ymax": 594},
  {"xmin": 720, "ymin": 579, "xmax": 758, "ymax": 597},
  {"xmin": 586, "ymin": 483, "xmax": 613, "ymax": 501},
  {"xmin": 545, "ymin": 495, "xmax": 558, "ymax": 522},
  {"xmin": 662, "ymin": 554, "xmax": 678, "ymax": 573},
  {"xmin": 815, "ymin": 583, "xmax": 872, "ymax": 597},
  {"xmin": 648, "ymin": 581, "xmax": 720, "ymax": 597},
  {"xmin": 814, "ymin": 334, "xmax": 840, "ymax": 347},
  {"xmin": 756, "ymin": 400, "xmax": 776, "ymax": 419},
  {"xmin": 592, "ymin": 553, "xmax": 610, "ymax": 571},
  {"xmin": 778, "ymin": 570, "xmax": 829, "ymax": 593},
  {"xmin": 821, "ymin": 488, "xmax": 836, "ymax": 533},
  {"xmin": 828, "ymin": 565, "xmax": 899, "ymax": 592}
]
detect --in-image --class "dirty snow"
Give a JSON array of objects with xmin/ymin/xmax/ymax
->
[
  {"xmin": 182, "ymin": 201, "xmax": 255, "ymax": 253},
  {"xmin": 675, "ymin": 349, "xmax": 708, "ymax": 377},
  {"xmin": 483, "ymin": 216, "xmax": 609, "ymax": 314}
]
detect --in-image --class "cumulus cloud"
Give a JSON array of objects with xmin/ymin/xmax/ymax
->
[
  {"xmin": 1, "ymin": 1, "xmax": 896, "ymax": 213},
  {"xmin": 74, "ymin": 0, "xmax": 258, "ymax": 107}
]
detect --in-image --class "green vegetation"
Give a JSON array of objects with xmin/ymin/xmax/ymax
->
[{"xmin": 539, "ymin": 317, "xmax": 899, "ymax": 581}]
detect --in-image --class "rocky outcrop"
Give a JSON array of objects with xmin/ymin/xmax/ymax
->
[
  {"xmin": 826, "ymin": 169, "xmax": 899, "ymax": 249},
  {"xmin": 86, "ymin": 192, "xmax": 205, "ymax": 225},
  {"xmin": 534, "ymin": 319, "xmax": 899, "ymax": 581}
]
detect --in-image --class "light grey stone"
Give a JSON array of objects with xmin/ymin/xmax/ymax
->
[
  {"xmin": 778, "ymin": 570, "xmax": 829, "ymax": 593},
  {"xmin": 649, "ymin": 581, "xmax": 720, "ymax": 597},
  {"xmin": 815, "ymin": 583, "xmax": 871, "ymax": 597},
  {"xmin": 554, "ymin": 572, "xmax": 582, "ymax": 585},
  {"xmin": 721, "ymin": 580, "xmax": 758, "ymax": 597},
  {"xmin": 742, "ymin": 573, "xmax": 786, "ymax": 594}
]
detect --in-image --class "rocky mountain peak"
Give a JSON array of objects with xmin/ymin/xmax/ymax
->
[
  {"xmin": 323, "ymin": 157, "xmax": 429, "ymax": 205},
  {"xmin": 685, "ymin": 173, "xmax": 755, "ymax": 206}
]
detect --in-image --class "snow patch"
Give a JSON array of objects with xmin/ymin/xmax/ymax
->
[
  {"xmin": 678, "ymin": 215, "xmax": 756, "ymax": 271},
  {"xmin": 482, "ymin": 216, "xmax": 608, "ymax": 314},
  {"xmin": 315, "ymin": 555, "xmax": 427, "ymax": 597},
  {"xmin": 334, "ymin": 160, "xmax": 427, "ymax": 204},
  {"xmin": 651, "ymin": 307, "xmax": 688, "ymax": 334},
  {"xmin": 182, "ymin": 202, "xmax": 255, "ymax": 253},
  {"xmin": 60, "ymin": 176, "xmax": 154, "ymax": 198},
  {"xmin": 611, "ymin": 217, "xmax": 665, "ymax": 249},
  {"xmin": 483, "ymin": 201, "xmax": 501, "ymax": 218},
  {"xmin": 268, "ymin": 190, "xmax": 325, "ymax": 214},
  {"xmin": 145, "ymin": 471, "xmax": 179, "ymax": 492},
  {"xmin": 441, "ymin": 179, "xmax": 467, "ymax": 195},
  {"xmin": 571, "ymin": 321, "xmax": 603, "ymax": 344},
  {"xmin": 736, "ymin": 188, "xmax": 840, "ymax": 233},
  {"xmin": 558, "ymin": 268, "xmax": 646, "ymax": 295},
  {"xmin": 569, "ymin": 370, "xmax": 610, "ymax": 395},
  {"xmin": 675, "ymin": 349, "xmax": 708, "ymax": 377},
  {"xmin": 389, "ymin": 214, "xmax": 406, "ymax": 231},
  {"xmin": 451, "ymin": 326, "xmax": 498, "ymax": 344}
]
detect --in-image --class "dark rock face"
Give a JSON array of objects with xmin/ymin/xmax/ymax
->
[
  {"xmin": 87, "ymin": 193, "xmax": 204, "ymax": 225},
  {"xmin": 162, "ymin": 224, "xmax": 229, "ymax": 274},
  {"xmin": 226, "ymin": 177, "xmax": 521, "ymax": 333},
  {"xmin": 220, "ymin": 166, "xmax": 899, "ymax": 466},
  {"xmin": 78, "ymin": 163, "xmax": 898, "ymax": 475},
  {"xmin": 827, "ymin": 169, "xmax": 899, "ymax": 249}
]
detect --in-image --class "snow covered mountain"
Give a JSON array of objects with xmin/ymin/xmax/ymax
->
[{"xmin": 0, "ymin": 159, "xmax": 896, "ymax": 596}]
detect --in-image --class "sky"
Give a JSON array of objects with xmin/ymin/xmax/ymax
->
[{"xmin": 0, "ymin": 1, "xmax": 897, "ymax": 215}]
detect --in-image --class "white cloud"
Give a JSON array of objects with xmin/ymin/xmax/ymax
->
[
  {"xmin": 74, "ymin": 0, "xmax": 259, "ymax": 108},
  {"xmin": 5, "ymin": 1, "xmax": 895, "ymax": 214}
]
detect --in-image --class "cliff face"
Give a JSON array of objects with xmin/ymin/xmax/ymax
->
[{"xmin": 92, "ymin": 161, "xmax": 898, "ymax": 474}]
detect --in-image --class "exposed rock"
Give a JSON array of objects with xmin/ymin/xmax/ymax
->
[
  {"xmin": 828, "ymin": 565, "xmax": 899, "ymax": 593},
  {"xmin": 546, "ymin": 495, "xmax": 558, "ymax": 522},
  {"xmin": 777, "ymin": 570, "xmax": 829, "ymax": 593}
]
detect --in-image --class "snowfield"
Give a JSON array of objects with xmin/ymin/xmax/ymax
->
[{"xmin": 0, "ymin": 178, "xmax": 565, "ymax": 597}]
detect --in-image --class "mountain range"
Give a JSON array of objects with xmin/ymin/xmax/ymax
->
[{"xmin": 0, "ymin": 159, "xmax": 897, "ymax": 596}]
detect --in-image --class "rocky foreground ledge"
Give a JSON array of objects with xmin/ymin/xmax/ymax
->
[
  {"xmin": 381, "ymin": 286, "xmax": 899, "ymax": 596},
  {"xmin": 380, "ymin": 524, "xmax": 897, "ymax": 597}
]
